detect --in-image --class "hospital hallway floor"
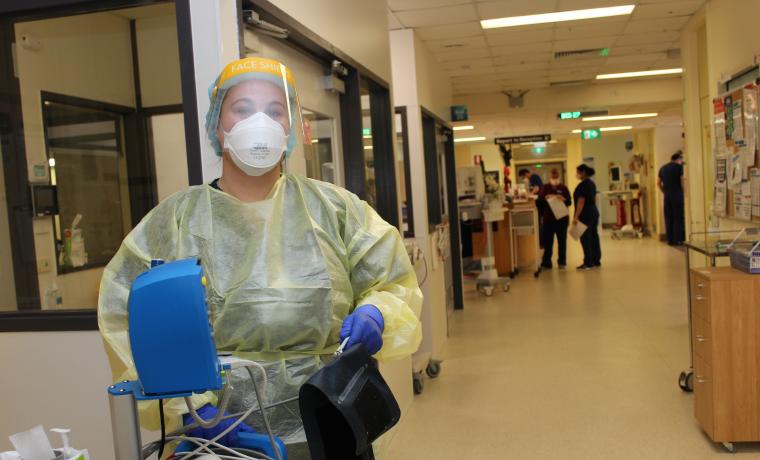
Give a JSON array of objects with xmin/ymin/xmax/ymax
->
[{"xmin": 388, "ymin": 234, "xmax": 760, "ymax": 459}]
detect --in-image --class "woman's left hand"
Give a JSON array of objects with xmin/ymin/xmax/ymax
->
[{"xmin": 340, "ymin": 305, "xmax": 384, "ymax": 355}]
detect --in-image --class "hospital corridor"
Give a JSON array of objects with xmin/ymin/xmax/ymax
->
[
  {"xmin": 390, "ymin": 236, "xmax": 760, "ymax": 459},
  {"xmin": 3, "ymin": 1, "xmax": 760, "ymax": 459}
]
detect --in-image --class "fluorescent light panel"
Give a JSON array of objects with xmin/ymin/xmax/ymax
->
[
  {"xmin": 453, "ymin": 125, "xmax": 474, "ymax": 131},
  {"xmin": 596, "ymin": 68, "xmax": 682, "ymax": 80},
  {"xmin": 572, "ymin": 126, "xmax": 633, "ymax": 134},
  {"xmin": 454, "ymin": 136, "xmax": 486, "ymax": 143},
  {"xmin": 583, "ymin": 113, "xmax": 657, "ymax": 122},
  {"xmin": 481, "ymin": 5, "xmax": 635, "ymax": 29}
]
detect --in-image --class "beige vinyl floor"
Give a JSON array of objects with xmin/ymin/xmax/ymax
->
[{"xmin": 388, "ymin": 234, "xmax": 760, "ymax": 459}]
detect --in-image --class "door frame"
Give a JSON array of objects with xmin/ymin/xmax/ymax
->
[{"xmin": 420, "ymin": 107, "xmax": 464, "ymax": 310}]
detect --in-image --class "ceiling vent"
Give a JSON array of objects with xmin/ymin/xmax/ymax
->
[{"xmin": 554, "ymin": 48, "xmax": 606, "ymax": 60}]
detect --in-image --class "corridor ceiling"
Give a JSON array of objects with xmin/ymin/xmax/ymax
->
[{"xmin": 388, "ymin": 0, "xmax": 705, "ymax": 96}]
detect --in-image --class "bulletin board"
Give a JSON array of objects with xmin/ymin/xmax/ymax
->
[{"xmin": 711, "ymin": 81, "xmax": 760, "ymax": 222}]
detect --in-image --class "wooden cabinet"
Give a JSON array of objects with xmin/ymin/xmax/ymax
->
[{"xmin": 690, "ymin": 267, "xmax": 760, "ymax": 445}]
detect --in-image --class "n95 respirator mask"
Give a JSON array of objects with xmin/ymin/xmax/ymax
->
[{"xmin": 223, "ymin": 112, "xmax": 288, "ymax": 177}]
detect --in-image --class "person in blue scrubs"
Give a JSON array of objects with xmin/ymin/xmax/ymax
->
[
  {"xmin": 572, "ymin": 164, "xmax": 601, "ymax": 270},
  {"xmin": 658, "ymin": 151, "xmax": 686, "ymax": 246},
  {"xmin": 519, "ymin": 168, "xmax": 543, "ymax": 194}
]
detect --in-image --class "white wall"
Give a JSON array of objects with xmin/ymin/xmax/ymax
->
[
  {"xmin": 0, "ymin": 332, "xmax": 115, "ymax": 457},
  {"xmin": 413, "ymin": 34, "xmax": 452, "ymax": 122},
  {"xmin": 152, "ymin": 114, "xmax": 189, "ymax": 201},
  {"xmin": 269, "ymin": 0, "xmax": 392, "ymax": 85},
  {"xmin": 580, "ymin": 134, "xmax": 634, "ymax": 225},
  {"xmin": 136, "ymin": 10, "xmax": 182, "ymax": 108}
]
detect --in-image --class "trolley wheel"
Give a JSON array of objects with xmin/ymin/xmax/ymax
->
[
  {"xmin": 678, "ymin": 370, "xmax": 694, "ymax": 393},
  {"xmin": 413, "ymin": 374, "xmax": 424, "ymax": 395},
  {"xmin": 426, "ymin": 361, "xmax": 441, "ymax": 379},
  {"xmin": 533, "ymin": 269, "xmax": 541, "ymax": 278},
  {"xmin": 482, "ymin": 286, "xmax": 494, "ymax": 296},
  {"xmin": 722, "ymin": 442, "xmax": 737, "ymax": 453},
  {"xmin": 503, "ymin": 283, "xmax": 510, "ymax": 292}
]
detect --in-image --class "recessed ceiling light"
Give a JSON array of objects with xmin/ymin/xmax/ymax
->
[
  {"xmin": 454, "ymin": 136, "xmax": 487, "ymax": 143},
  {"xmin": 481, "ymin": 5, "xmax": 635, "ymax": 29},
  {"xmin": 595, "ymin": 68, "xmax": 683, "ymax": 79},
  {"xmin": 583, "ymin": 113, "xmax": 658, "ymax": 121},
  {"xmin": 453, "ymin": 125, "xmax": 474, "ymax": 131}
]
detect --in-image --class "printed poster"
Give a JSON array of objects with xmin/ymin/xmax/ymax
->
[
  {"xmin": 714, "ymin": 181, "xmax": 727, "ymax": 217},
  {"xmin": 735, "ymin": 180, "xmax": 753, "ymax": 220},
  {"xmin": 751, "ymin": 168, "xmax": 760, "ymax": 217},
  {"xmin": 743, "ymin": 86, "xmax": 758, "ymax": 164},
  {"xmin": 714, "ymin": 98, "xmax": 727, "ymax": 153},
  {"xmin": 732, "ymin": 95, "xmax": 745, "ymax": 144}
]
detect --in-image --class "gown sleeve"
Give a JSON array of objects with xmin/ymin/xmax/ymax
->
[
  {"xmin": 342, "ymin": 195, "xmax": 423, "ymax": 362},
  {"xmin": 98, "ymin": 191, "xmax": 215, "ymax": 431}
]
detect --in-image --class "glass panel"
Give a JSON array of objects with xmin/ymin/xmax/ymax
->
[
  {"xmin": 360, "ymin": 81, "xmax": 377, "ymax": 208},
  {"xmin": 395, "ymin": 110, "xmax": 413, "ymax": 237},
  {"xmin": 0, "ymin": 142, "xmax": 17, "ymax": 312},
  {"xmin": 43, "ymin": 98, "xmax": 129, "ymax": 273},
  {"xmin": 436, "ymin": 124, "xmax": 449, "ymax": 219},
  {"xmin": 302, "ymin": 109, "xmax": 336, "ymax": 183}
]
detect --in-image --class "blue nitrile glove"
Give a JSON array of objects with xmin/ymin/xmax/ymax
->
[
  {"xmin": 182, "ymin": 404, "xmax": 256, "ymax": 447},
  {"xmin": 340, "ymin": 304, "xmax": 385, "ymax": 355}
]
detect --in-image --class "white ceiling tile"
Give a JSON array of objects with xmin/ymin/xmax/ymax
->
[
  {"xmin": 615, "ymin": 31, "xmax": 681, "ymax": 46},
  {"xmin": 426, "ymin": 35, "xmax": 489, "ymax": 51},
  {"xmin": 624, "ymin": 16, "xmax": 690, "ymax": 34},
  {"xmin": 484, "ymin": 27, "xmax": 554, "ymax": 46},
  {"xmin": 604, "ymin": 52, "xmax": 671, "ymax": 66},
  {"xmin": 477, "ymin": 0, "xmax": 558, "ymax": 20},
  {"xmin": 435, "ymin": 47, "xmax": 493, "ymax": 61},
  {"xmin": 394, "ymin": 4, "xmax": 478, "ymax": 28},
  {"xmin": 631, "ymin": 0, "xmax": 705, "ymax": 20},
  {"xmin": 388, "ymin": 0, "xmax": 477, "ymax": 12},
  {"xmin": 443, "ymin": 57, "xmax": 496, "ymax": 71},
  {"xmin": 554, "ymin": 37, "xmax": 616, "ymax": 52},
  {"xmin": 550, "ymin": 58, "xmax": 605, "ymax": 69},
  {"xmin": 557, "ymin": 0, "xmax": 635, "ymax": 9},
  {"xmin": 414, "ymin": 21, "xmax": 484, "ymax": 41},
  {"xmin": 491, "ymin": 41, "xmax": 554, "ymax": 57},
  {"xmin": 387, "ymin": 11, "xmax": 403, "ymax": 30},
  {"xmin": 491, "ymin": 51, "xmax": 554, "ymax": 65},
  {"xmin": 553, "ymin": 19, "xmax": 628, "ymax": 40}
]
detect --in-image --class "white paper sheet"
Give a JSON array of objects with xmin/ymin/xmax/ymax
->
[
  {"xmin": 8, "ymin": 426, "xmax": 55, "ymax": 460},
  {"xmin": 714, "ymin": 181, "xmax": 727, "ymax": 217},
  {"xmin": 570, "ymin": 221, "xmax": 587, "ymax": 241},
  {"xmin": 743, "ymin": 87, "xmax": 758, "ymax": 164},
  {"xmin": 714, "ymin": 99, "xmax": 727, "ymax": 153},
  {"xmin": 735, "ymin": 181, "xmax": 753, "ymax": 220},
  {"xmin": 730, "ymin": 154, "xmax": 744, "ymax": 186},
  {"xmin": 547, "ymin": 196, "xmax": 569, "ymax": 220},
  {"xmin": 752, "ymin": 168, "xmax": 760, "ymax": 217}
]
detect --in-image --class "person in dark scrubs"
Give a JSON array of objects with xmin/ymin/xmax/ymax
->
[
  {"xmin": 573, "ymin": 164, "xmax": 601, "ymax": 270},
  {"xmin": 538, "ymin": 169, "xmax": 571, "ymax": 269},
  {"xmin": 658, "ymin": 151, "xmax": 686, "ymax": 246},
  {"xmin": 519, "ymin": 168, "xmax": 543, "ymax": 194}
]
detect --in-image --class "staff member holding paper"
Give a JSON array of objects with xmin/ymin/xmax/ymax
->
[
  {"xmin": 573, "ymin": 164, "xmax": 601, "ymax": 271},
  {"xmin": 539, "ymin": 169, "xmax": 571, "ymax": 269}
]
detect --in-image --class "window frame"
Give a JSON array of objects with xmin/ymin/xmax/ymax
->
[
  {"xmin": 395, "ymin": 106, "xmax": 414, "ymax": 238},
  {"xmin": 0, "ymin": 0, "xmax": 199, "ymax": 332}
]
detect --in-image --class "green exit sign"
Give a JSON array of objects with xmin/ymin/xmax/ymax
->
[
  {"xmin": 559, "ymin": 111, "xmax": 582, "ymax": 120},
  {"xmin": 582, "ymin": 128, "xmax": 601, "ymax": 140},
  {"xmin": 533, "ymin": 146, "xmax": 545, "ymax": 154}
]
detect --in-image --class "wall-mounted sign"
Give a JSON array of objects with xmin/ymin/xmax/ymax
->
[
  {"xmin": 581, "ymin": 128, "xmax": 601, "ymax": 140},
  {"xmin": 494, "ymin": 134, "xmax": 551, "ymax": 145},
  {"xmin": 451, "ymin": 105, "xmax": 468, "ymax": 122}
]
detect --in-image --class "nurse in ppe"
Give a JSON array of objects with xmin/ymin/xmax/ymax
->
[{"xmin": 97, "ymin": 57, "xmax": 423, "ymax": 459}]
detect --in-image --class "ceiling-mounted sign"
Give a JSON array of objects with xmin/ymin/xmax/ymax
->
[
  {"xmin": 557, "ymin": 110, "xmax": 609, "ymax": 120},
  {"xmin": 582, "ymin": 128, "xmax": 601, "ymax": 140},
  {"xmin": 451, "ymin": 105, "xmax": 468, "ymax": 122},
  {"xmin": 559, "ymin": 111, "xmax": 582, "ymax": 120},
  {"xmin": 494, "ymin": 134, "xmax": 551, "ymax": 145}
]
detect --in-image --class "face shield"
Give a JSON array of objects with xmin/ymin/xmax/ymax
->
[{"xmin": 205, "ymin": 57, "xmax": 305, "ymax": 175}]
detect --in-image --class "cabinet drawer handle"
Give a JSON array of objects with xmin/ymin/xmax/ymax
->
[
  {"xmin": 697, "ymin": 282, "xmax": 705, "ymax": 288},
  {"xmin": 696, "ymin": 335, "xmax": 706, "ymax": 342},
  {"xmin": 695, "ymin": 295, "xmax": 705, "ymax": 301},
  {"xmin": 696, "ymin": 376, "xmax": 707, "ymax": 383}
]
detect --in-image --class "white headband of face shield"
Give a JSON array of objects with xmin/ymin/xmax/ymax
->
[{"xmin": 223, "ymin": 112, "xmax": 288, "ymax": 177}]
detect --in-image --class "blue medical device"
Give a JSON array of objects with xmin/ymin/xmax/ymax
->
[
  {"xmin": 128, "ymin": 257, "xmax": 221, "ymax": 396},
  {"xmin": 107, "ymin": 258, "xmax": 287, "ymax": 460}
]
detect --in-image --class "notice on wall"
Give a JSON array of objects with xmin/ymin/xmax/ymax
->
[
  {"xmin": 714, "ymin": 181, "xmax": 727, "ymax": 217},
  {"xmin": 725, "ymin": 95, "xmax": 735, "ymax": 142},
  {"xmin": 751, "ymin": 168, "xmax": 760, "ymax": 217},
  {"xmin": 714, "ymin": 99, "xmax": 727, "ymax": 153},
  {"xmin": 730, "ymin": 154, "xmax": 744, "ymax": 187},
  {"xmin": 735, "ymin": 180, "xmax": 753, "ymax": 220},
  {"xmin": 715, "ymin": 155, "xmax": 728, "ymax": 182},
  {"xmin": 733, "ymin": 96, "xmax": 745, "ymax": 144},
  {"xmin": 743, "ymin": 86, "xmax": 758, "ymax": 163}
]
